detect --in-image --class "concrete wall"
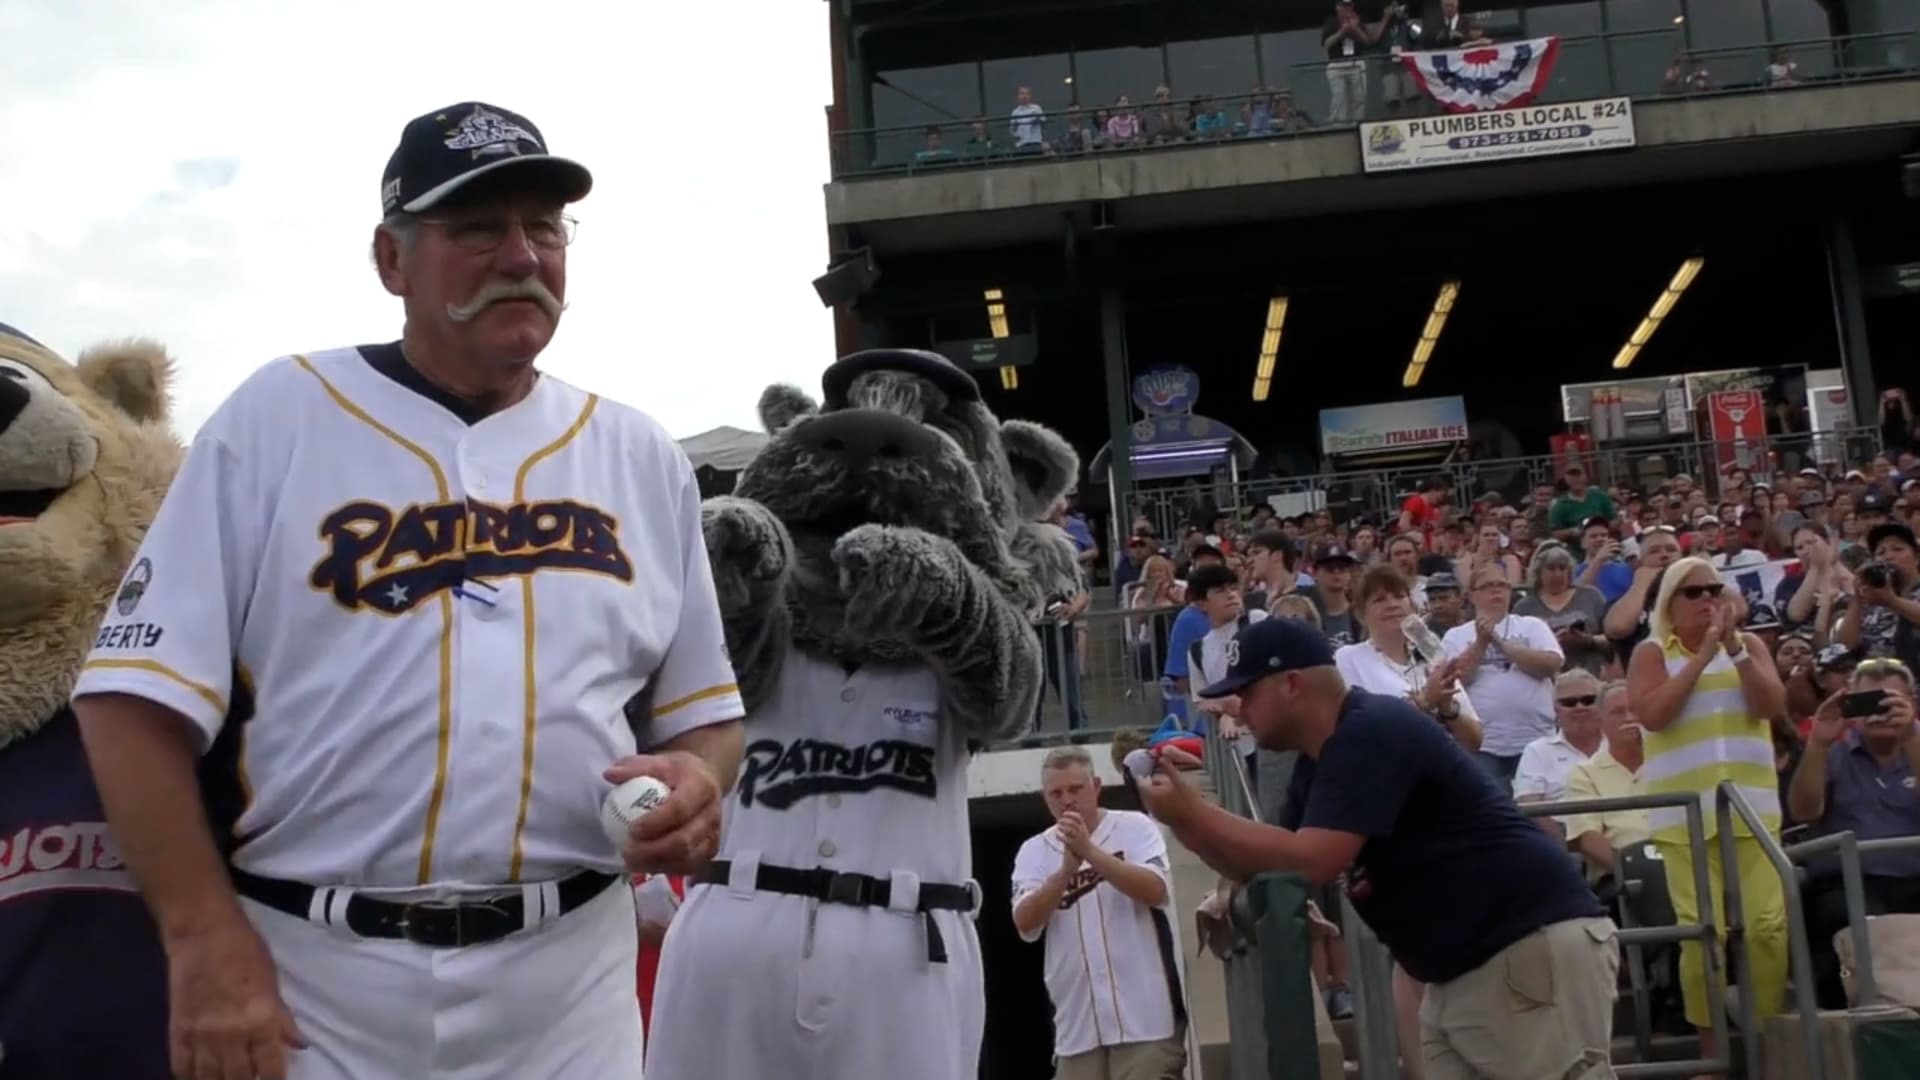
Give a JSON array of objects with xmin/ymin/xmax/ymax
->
[{"xmin": 824, "ymin": 80, "xmax": 1920, "ymax": 242}]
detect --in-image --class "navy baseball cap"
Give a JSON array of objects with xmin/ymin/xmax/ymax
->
[
  {"xmin": 1312, "ymin": 542, "xmax": 1356, "ymax": 566},
  {"xmin": 1197, "ymin": 617, "xmax": 1336, "ymax": 698},
  {"xmin": 381, "ymin": 102, "xmax": 592, "ymax": 216}
]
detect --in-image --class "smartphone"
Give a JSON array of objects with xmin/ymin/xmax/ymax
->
[{"xmin": 1841, "ymin": 690, "xmax": 1889, "ymax": 719}]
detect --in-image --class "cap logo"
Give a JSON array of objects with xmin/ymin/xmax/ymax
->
[
  {"xmin": 1225, "ymin": 640, "xmax": 1241, "ymax": 668},
  {"xmin": 442, "ymin": 106, "xmax": 539, "ymax": 161}
]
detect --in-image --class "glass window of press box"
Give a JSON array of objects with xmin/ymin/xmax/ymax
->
[{"xmin": 848, "ymin": 0, "xmax": 1879, "ymax": 172}]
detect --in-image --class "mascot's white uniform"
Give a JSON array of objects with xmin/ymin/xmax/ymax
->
[{"xmin": 645, "ymin": 349, "xmax": 1082, "ymax": 1080}]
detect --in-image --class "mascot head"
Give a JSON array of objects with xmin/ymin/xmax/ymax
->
[
  {"xmin": 735, "ymin": 349, "xmax": 1078, "ymax": 660},
  {"xmin": 0, "ymin": 323, "xmax": 180, "ymax": 745}
]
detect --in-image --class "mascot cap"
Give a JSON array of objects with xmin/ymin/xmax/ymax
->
[
  {"xmin": 0, "ymin": 322, "xmax": 43, "ymax": 347},
  {"xmin": 822, "ymin": 348, "xmax": 982, "ymax": 411},
  {"xmin": 382, "ymin": 102, "xmax": 592, "ymax": 216}
]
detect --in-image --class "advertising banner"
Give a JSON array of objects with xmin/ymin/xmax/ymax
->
[
  {"xmin": 1320, "ymin": 396, "xmax": 1469, "ymax": 456},
  {"xmin": 1706, "ymin": 390, "xmax": 1769, "ymax": 494},
  {"xmin": 1361, "ymin": 96, "xmax": 1635, "ymax": 174}
]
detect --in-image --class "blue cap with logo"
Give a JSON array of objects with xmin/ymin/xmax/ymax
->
[
  {"xmin": 1197, "ymin": 617, "xmax": 1336, "ymax": 698},
  {"xmin": 381, "ymin": 102, "xmax": 592, "ymax": 216}
]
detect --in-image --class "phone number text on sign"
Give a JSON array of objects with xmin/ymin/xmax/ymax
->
[{"xmin": 1360, "ymin": 96, "xmax": 1636, "ymax": 174}]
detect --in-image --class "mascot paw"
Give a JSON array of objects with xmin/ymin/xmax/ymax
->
[
  {"xmin": 832, "ymin": 524, "xmax": 964, "ymax": 643},
  {"xmin": 701, "ymin": 496, "xmax": 790, "ymax": 612}
]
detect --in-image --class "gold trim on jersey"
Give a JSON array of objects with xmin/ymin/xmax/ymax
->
[
  {"xmin": 652, "ymin": 681, "xmax": 742, "ymax": 719},
  {"xmin": 234, "ymin": 663, "xmax": 256, "ymax": 837},
  {"xmin": 79, "ymin": 658, "xmax": 226, "ymax": 713},
  {"xmin": 507, "ymin": 394, "xmax": 600, "ymax": 882},
  {"xmin": 296, "ymin": 355, "xmax": 458, "ymax": 886}
]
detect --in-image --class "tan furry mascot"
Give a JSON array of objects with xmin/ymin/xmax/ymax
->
[{"xmin": 0, "ymin": 322, "xmax": 180, "ymax": 1079}]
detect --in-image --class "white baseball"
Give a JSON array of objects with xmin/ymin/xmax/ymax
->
[{"xmin": 601, "ymin": 776, "xmax": 672, "ymax": 847}]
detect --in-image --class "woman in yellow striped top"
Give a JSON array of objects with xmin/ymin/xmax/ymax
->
[{"xmin": 1626, "ymin": 556, "xmax": 1789, "ymax": 1069}]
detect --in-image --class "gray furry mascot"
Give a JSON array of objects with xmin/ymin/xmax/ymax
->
[{"xmin": 645, "ymin": 349, "xmax": 1080, "ymax": 1080}]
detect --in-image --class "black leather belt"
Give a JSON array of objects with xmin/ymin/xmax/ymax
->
[
  {"xmin": 696, "ymin": 860, "xmax": 976, "ymax": 963},
  {"xmin": 230, "ymin": 867, "xmax": 619, "ymax": 948}
]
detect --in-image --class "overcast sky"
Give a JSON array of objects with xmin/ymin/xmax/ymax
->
[{"xmin": 0, "ymin": 1, "xmax": 838, "ymax": 442}]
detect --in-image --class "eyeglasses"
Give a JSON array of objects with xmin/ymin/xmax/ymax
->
[
  {"xmin": 1557, "ymin": 695, "xmax": 1598, "ymax": 707},
  {"xmin": 416, "ymin": 213, "xmax": 577, "ymax": 253},
  {"xmin": 1679, "ymin": 583, "xmax": 1725, "ymax": 600}
]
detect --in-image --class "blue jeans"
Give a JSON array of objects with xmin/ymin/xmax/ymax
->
[{"xmin": 1476, "ymin": 751, "xmax": 1521, "ymax": 787}]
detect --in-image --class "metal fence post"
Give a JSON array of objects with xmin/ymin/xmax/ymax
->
[{"xmin": 1247, "ymin": 872, "xmax": 1321, "ymax": 1080}]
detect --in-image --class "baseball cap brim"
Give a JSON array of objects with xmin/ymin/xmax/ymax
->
[
  {"xmin": 1198, "ymin": 671, "xmax": 1263, "ymax": 699},
  {"xmin": 400, "ymin": 154, "xmax": 592, "ymax": 214}
]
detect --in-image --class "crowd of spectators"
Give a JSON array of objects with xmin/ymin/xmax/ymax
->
[{"xmin": 1029, "ymin": 391, "xmax": 1920, "ymax": 1061}]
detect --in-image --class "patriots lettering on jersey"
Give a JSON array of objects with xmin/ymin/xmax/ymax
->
[
  {"xmin": 1057, "ymin": 851, "xmax": 1127, "ymax": 909},
  {"xmin": 310, "ymin": 497, "xmax": 635, "ymax": 614},
  {"xmin": 737, "ymin": 738, "xmax": 937, "ymax": 810},
  {"xmin": 0, "ymin": 821, "xmax": 136, "ymax": 903},
  {"xmin": 93, "ymin": 621, "xmax": 164, "ymax": 650}
]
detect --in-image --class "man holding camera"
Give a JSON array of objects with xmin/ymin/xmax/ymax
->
[
  {"xmin": 1838, "ymin": 522, "xmax": 1920, "ymax": 672},
  {"xmin": 1786, "ymin": 657, "xmax": 1920, "ymax": 1008}
]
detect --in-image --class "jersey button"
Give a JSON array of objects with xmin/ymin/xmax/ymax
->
[
  {"xmin": 825, "ymin": 794, "xmax": 841, "ymax": 809},
  {"xmin": 817, "ymin": 840, "xmax": 837, "ymax": 859},
  {"xmin": 839, "ymin": 687, "xmax": 856, "ymax": 703}
]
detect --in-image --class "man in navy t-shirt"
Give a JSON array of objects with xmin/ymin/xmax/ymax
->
[{"xmin": 1137, "ymin": 617, "xmax": 1621, "ymax": 1079}]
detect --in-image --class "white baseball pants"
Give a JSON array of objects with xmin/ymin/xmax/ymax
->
[{"xmin": 241, "ymin": 878, "xmax": 643, "ymax": 1080}]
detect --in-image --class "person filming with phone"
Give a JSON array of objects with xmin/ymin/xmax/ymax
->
[{"xmin": 1786, "ymin": 656, "xmax": 1920, "ymax": 1008}]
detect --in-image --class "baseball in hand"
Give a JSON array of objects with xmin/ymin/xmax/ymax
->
[{"xmin": 600, "ymin": 776, "xmax": 672, "ymax": 847}]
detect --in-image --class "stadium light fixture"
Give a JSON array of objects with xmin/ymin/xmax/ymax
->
[
  {"xmin": 1401, "ymin": 279, "xmax": 1460, "ymax": 389},
  {"xmin": 984, "ymin": 288, "xmax": 1017, "ymax": 389},
  {"xmin": 1612, "ymin": 256, "xmax": 1704, "ymax": 370},
  {"xmin": 1251, "ymin": 295, "xmax": 1289, "ymax": 402}
]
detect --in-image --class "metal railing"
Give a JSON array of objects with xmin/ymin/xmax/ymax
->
[
  {"xmin": 835, "ymin": 29, "xmax": 1919, "ymax": 178},
  {"xmin": 1128, "ymin": 426, "xmax": 1883, "ymax": 537},
  {"xmin": 1025, "ymin": 601, "xmax": 1189, "ymax": 738}
]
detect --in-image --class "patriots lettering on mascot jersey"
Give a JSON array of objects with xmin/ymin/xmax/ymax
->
[
  {"xmin": 736, "ymin": 737, "xmax": 938, "ymax": 809},
  {"xmin": 1403, "ymin": 36, "xmax": 1561, "ymax": 114}
]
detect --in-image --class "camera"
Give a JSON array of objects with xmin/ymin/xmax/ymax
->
[{"xmin": 1860, "ymin": 562, "xmax": 1892, "ymax": 590}]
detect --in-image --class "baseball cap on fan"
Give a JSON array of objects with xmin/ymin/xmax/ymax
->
[
  {"xmin": 381, "ymin": 102, "xmax": 592, "ymax": 216},
  {"xmin": 1197, "ymin": 617, "xmax": 1336, "ymax": 699}
]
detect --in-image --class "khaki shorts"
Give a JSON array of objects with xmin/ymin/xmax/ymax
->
[
  {"xmin": 1054, "ymin": 1034, "xmax": 1187, "ymax": 1080},
  {"xmin": 1420, "ymin": 916, "xmax": 1621, "ymax": 1080}
]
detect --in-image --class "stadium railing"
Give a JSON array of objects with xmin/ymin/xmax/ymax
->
[
  {"xmin": 1127, "ymin": 426, "xmax": 1884, "ymax": 539},
  {"xmin": 831, "ymin": 29, "xmax": 1919, "ymax": 179}
]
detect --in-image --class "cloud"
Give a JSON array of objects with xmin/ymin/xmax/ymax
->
[{"xmin": 0, "ymin": 0, "xmax": 838, "ymax": 442}]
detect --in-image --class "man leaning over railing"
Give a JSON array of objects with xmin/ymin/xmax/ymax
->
[
  {"xmin": 1786, "ymin": 657, "xmax": 1920, "ymax": 1009},
  {"xmin": 1137, "ymin": 617, "xmax": 1621, "ymax": 1080}
]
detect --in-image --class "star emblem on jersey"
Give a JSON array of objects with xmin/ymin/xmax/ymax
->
[
  {"xmin": 385, "ymin": 583, "xmax": 409, "ymax": 607},
  {"xmin": 441, "ymin": 106, "xmax": 540, "ymax": 161}
]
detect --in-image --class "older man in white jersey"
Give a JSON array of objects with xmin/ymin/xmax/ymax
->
[
  {"xmin": 69, "ymin": 102, "xmax": 745, "ymax": 1080},
  {"xmin": 1011, "ymin": 747, "xmax": 1189, "ymax": 1080}
]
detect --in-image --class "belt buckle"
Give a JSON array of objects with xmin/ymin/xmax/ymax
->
[
  {"xmin": 825, "ymin": 872, "xmax": 871, "ymax": 907},
  {"xmin": 398, "ymin": 899, "xmax": 463, "ymax": 946}
]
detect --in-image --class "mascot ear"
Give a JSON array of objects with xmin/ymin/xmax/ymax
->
[
  {"xmin": 759, "ymin": 384, "xmax": 819, "ymax": 434},
  {"xmin": 76, "ymin": 339, "xmax": 173, "ymax": 424},
  {"xmin": 1000, "ymin": 419, "xmax": 1081, "ymax": 522}
]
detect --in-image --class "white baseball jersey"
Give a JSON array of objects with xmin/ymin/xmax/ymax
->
[
  {"xmin": 1011, "ymin": 809, "xmax": 1186, "ymax": 1057},
  {"xmin": 70, "ymin": 344, "xmax": 745, "ymax": 889},
  {"xmin": 645, "ymin": 653, "xmax": 984, "ymax": 1080}
]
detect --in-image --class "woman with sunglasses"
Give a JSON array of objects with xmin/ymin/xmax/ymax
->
[{"xmin": 1626, "ymin": 556, "xmax": 1790, "ymax": 1066}]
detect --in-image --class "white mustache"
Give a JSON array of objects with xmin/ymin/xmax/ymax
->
[{"xmin": 447, "ymin": 280, "xmax": 565, "ymax": 323}]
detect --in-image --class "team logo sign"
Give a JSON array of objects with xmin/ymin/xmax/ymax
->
[{"xmin": 115, "ymin": 558, "xmax": 152, "ymax": 616}]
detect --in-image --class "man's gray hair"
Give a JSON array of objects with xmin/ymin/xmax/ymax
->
[
  {"xmin": 370, "ymin": 210, "xmax": 419, "ymax": 265},
  {"xmin": 1850, "ymin": 659, "xmax": 1916, "ymax": 693},
  {"xmin": 1554, "ymin": 668, "xmax": 1601, "ymax": 695},
  {"xmin": 1598, "ymin": 678, "xmax": 1630, "ymax": 706},
  {"xmin": 1041, "ymin": 746, "xmax": 1095, "ymax": 774}
]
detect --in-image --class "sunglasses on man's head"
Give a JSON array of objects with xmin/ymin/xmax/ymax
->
[
  {"xmin": 1679, "ymin": 583, "xmax": 1725, "ymax": 600},
  {"xmin": 1557, "ymin": 694, "xmax": 1598, "ymax": 707}
]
